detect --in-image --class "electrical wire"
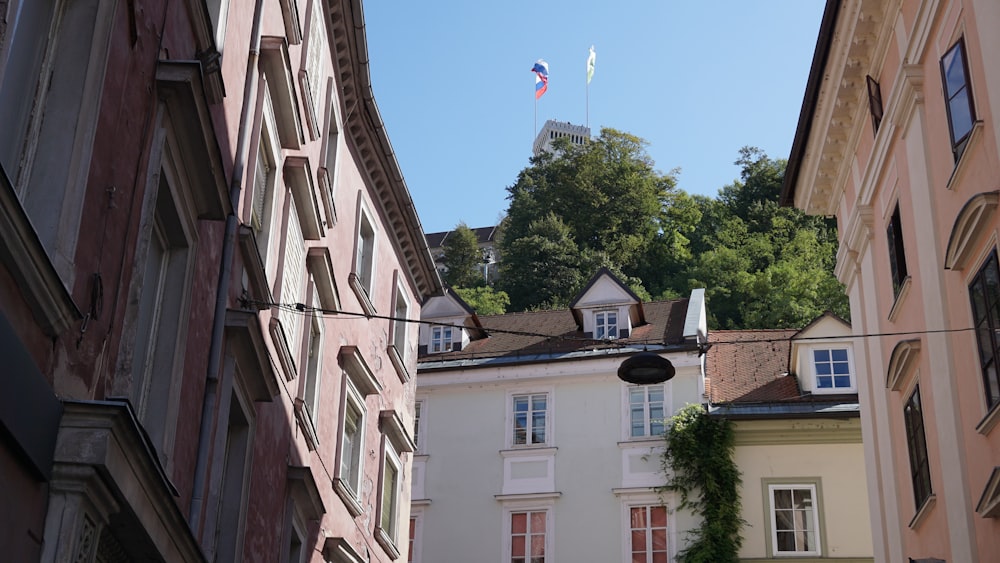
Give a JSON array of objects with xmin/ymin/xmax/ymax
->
[{"xmin": 246, "ymin": 299, "xmax": 979, "ymax": 353}]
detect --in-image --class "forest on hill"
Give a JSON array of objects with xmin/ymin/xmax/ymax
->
[{"xmin": 440, "ymin": 128, "xmax": 848, "ymax": 330}]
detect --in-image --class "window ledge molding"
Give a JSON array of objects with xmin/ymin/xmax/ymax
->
[
  {"xmin": 887, "ymin": 276, "xmax": 912, "ymax": 322},
  {"xmin": 387, "ymin": 344, "xmax": 411, "ymax": 383},
  {"xmin": 413, "ymin": 453, "xmax": 429, "ymax": 461},
  {"xmin": 908, "ymin": 493, "xmax": 936, "ymax": 530},
  {"xmin": 493, "ymin": 491, "xmax": 561, "ymax": 502},
  {"xmin": 976, "ymin": 401, "xmax": 1000, "ymax": 436},
  {"xmin": 293, "ymin": 398, "xmax": 320, "ymax": 451},
  {"xmin": 349, "ymin": 273, "xmax": 377, "ymax": 317},
  {"xmin": 0, "ymin": 168, "xmax": 80, "ymax": 336},
  {"xmin": 374, "ymin": 526, "xmax": 401, "ymax": 560},
  {"xmin": 411, "ymin": 498, "xmax": 432, "ymax": 507},
  {"xmin": 946, "ymin": 121, "xmax": 984, "ymax": 190},
  {"xmin": 332, "ymin": 477, "xmax": 364, "ymax": 518},
  {"xmin": 499, "ymin": 446, "xmax": 557, "ymax": 458},
  {"xmin": 611, "ymin": 487, "xmax": 658, "ymax": 497},
  {"xmin": 617, "ymin": 439, "xmax": 664, "ymax": 449}
]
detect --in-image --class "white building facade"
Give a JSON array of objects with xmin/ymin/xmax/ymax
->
[{"xmin": 409, "ymin": 270, "xmax": 707, "ymax": 562}]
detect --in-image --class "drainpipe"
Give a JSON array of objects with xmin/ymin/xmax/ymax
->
[{"xmin": 189, "ymin": 0, "xmax": 265, "ymax": 534}]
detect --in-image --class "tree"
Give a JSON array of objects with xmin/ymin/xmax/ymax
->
[
  {"xmin": 454, "ymin": 286, "xmax": 510, "ymax": 316},
  {"xmin": 441, "ymin": 222, "xmax": 483, "ymax": 289},
  {"xmin": 499, "ymin": 213, "xmax": 584, "ymax": 311},
  {"xmin": 499, "ymin": 128, "xmax": 679, "ymax": 310}
]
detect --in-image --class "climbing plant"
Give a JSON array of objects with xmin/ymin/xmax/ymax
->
[{"xmin": 658, "ymin": 404, "xmax": 743, "ymax": 562}]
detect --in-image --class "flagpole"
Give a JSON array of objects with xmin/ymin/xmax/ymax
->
[{"xmin": 586, "ymin": 78, "xmax": 589, "ymax": 129}]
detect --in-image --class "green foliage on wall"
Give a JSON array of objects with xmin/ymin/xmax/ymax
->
[{"xmin": 659, "ymin": 404, "xmax": 743, "ymax": 562}]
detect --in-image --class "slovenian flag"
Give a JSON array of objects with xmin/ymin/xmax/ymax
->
[{"xmin": 532, "ymin": 60, "xmax": 549, "ymax": 99}]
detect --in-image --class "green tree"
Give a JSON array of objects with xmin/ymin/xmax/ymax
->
[
  {"xmin": 454, "ymin": 286, "xmax": 510, "ymax": 315},
  {"xmin": 500, "ymin": 128, "xmax": 679, "ymax": 310},
  {"xmin": 499, "ymin": 213, "xmax": 584, "ymax": 311},
  {"xmin": 441, "ymin": 222, "xmax": 483, "ymax": 289}
]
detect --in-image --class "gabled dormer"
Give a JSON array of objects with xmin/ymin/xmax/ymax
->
[
  {"xmin": 418, "ymin": 288, "xmax": 485, "ymax": 355},
  {"xmin": 569, "ymin": 268, "xmax": 645, "ymax": 340},
  {"xmin": 789, "ymin": 312, "xmax": 856, "ymax": 395}
]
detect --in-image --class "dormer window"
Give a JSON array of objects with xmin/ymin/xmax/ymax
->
[
  {"xmin": 430, "ymin": 326, "xmax": 453, "ymax": 353},
  {"xmin": 812, "ymin": 348, "xmax": 853, "ymax": 391},
  {"xmin": 596, "ymin": 311, "xmax": 618, "ymax": 340}
]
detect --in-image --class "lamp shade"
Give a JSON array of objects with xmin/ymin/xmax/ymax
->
[{"xmin": 617, "ymin": 352, "xmax": 675, "ymax": 385}]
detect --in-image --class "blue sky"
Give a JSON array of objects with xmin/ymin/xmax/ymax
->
[{"xmin": 364, "ymin": 2, "xmax": 826, "ymax": 234}]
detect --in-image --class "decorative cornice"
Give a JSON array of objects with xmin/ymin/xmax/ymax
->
[
  {"xmin": 732, "ymin": 417, "xmax": 863, "ymax": 446},
  {"xmin": 886, "ymin": 338, "xmax": 920, "ymax": 391},
  {"xmin": 325, "ymin": 0, "xmax": 442, "ymax": 302}
]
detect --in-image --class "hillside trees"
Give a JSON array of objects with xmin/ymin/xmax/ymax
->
[
  {"xmin": 441, "ymin": 222, "xmax": 482, "ymax": 289},
  {"xmin": 495, "ymin": 133, "xmax": 848, "ymax": 328}
]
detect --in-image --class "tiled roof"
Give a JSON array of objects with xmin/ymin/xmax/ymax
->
[
  {"xmin": 707, "ymin": 330, "xmax": 798, "ymax": 404},
  {"xmin": 419, "ymin": 298, "xmax": 692, "ymax": 365},
  {"xmin": 707, "ymin": 329, "xmax": 859, "ymax": 409}
]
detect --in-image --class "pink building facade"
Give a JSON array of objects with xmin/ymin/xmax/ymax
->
[
  {"xmin": 783, "ymin": 0, "xmax": 1000, "ymax": 561},
  {"xmin": 0, "ymin": 0, "xmax": 439, "ymax": 561}
]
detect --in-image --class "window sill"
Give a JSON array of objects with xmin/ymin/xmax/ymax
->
[
  {"xmin": 293, "ymin": 398, "xmax": 320, "ymax": 451},
  {"xmin": 908, "ymin": 493, "xmax": 936, "ymax": 530},
  {"xmin": 387, "ymin": 344, "xmax": 410, "ymax": 383},
  {"xmin": 333, "ymin": 477, "xmax": 364, "ymax": 518},
  {"xmin": 374, "ymin": 526, "xmax": 401, "ymax": 560},
  {"xmin": 617, "ymin": 438, "xmax": 664, "ymax": 448},
  {"xmin": 500, "ymin": 446, "xmax": 557, "ymax": 458},
  {"xmin": 887, "ymin": 276, "xmax": 912, "ymax": 322},
  {"xmin": 946, "ymin": 121, "xmax": 983, "ymax": 191},
  {"xmin": 349, "ymin": 273, "xmax": 376, "ymax": 316},
  {"xmin": 493, "ymin": 491, "xmax": 561, "ymax": 501},
  {"xmin": 976, "ymin": 401, "xmax": 1000, "ymax": 436}
]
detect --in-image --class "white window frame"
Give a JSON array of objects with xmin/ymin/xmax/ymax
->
[
  {"xmin": 294, "ymin": 285, "xmax": 324, "ymax": 448},
  {"xmin": 205, "ymin": 0, "xmax": 231, "ymax": 51},
  {"xmin": 124, "ymin": 134, "xmax": 199, "ymax": 470},
  {"xmin": 388, "ymin": 272, "xmax": 412, "ymax": 382},
  {"xmin": 375, "ymin": 437, "xmax": 404, "ymax": 558},
  {"xmin": 767, "ymin": 482, "xmax": 822, "ymax": 557},
  {"xmin": 317, "ymin": 77, "xmax": 340, "ymax": 226},
  {"xmin": 413, "ymin": 399, "xmax": 426, "ymax": 454},
  {"xmin": 248, "ymin": 85, "xmax": 283, "ymax": 282},
  {"xmin": 625, "ymin": 384, "xmax": 667, "ymax": 439},
  {"xmin": 626, "ymin": 504, "xmax": 669, "ymax": 563},
  {"xmin": 618, "ymin": 492, "xmax": 676, "ymax": 563},
  {"xmin": 596, "ymin": 310, "xmax": 619, "ymax": 340},
  {"xmin": 502, "ymin": 502, "xmax": 553, "ymax": 563},
  {"xmin": 407, "ymin": 508, "xmax": 424, "ymax": 563},
  {"xmin": 810, "ymin": 345, "xmax": 856, "ymax": 393},
  {"xmin": 350, "ymin": 193, "xmax": 378, "ymax": 313},
  {"xmin": 334, "ymin": 375, "xmax": 366, "ymax": 516},
  {"xmin": 507, "ymin": 388, "xmax": 553, "ymax": 448},
  {"xmin": 430, "ymin": 325, "xmax": 453, "ymax": 353}
]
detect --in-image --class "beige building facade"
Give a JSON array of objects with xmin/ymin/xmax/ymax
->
[{"xmin": 783, "ymin": 0, "xmax": 1000, "ymax": 560}]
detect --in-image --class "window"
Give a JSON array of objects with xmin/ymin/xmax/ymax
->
[
  {"xmin": 388, "ymin": 275, "xmax": 412, "ymax": 382},
  {"xmin": 969, "ymin": 250, "xmax": 1000, "ymax": 409},
  {"xmin": 904, "ymin": 386, "xmax": 933, "ymax": 509},
  {"xmin": 513, "ymin": 393, "xmax": 548, "ymax": 446},
  {"xmin": 130, "ymin": 174, "xmax": 196, "ymax": 463},
  {"xmin": 629, "ymin": 505, "xmax": 668, "ymax": 563},
  {"xmin": 866, "ymin": 75, "xmax": 884, "ymax": 133},
  {"xmin": 596, "ymin": 311, "xmax": 619, "ymax": 339},
  {"xmin": 334, "ymin": 376, "xmax": 366, "ymax": 515},
  {"xmin": 812, "ymin": 348, "xmax": 853, "ymax": 391},
  {"xmin": 629, "ymin": 385, "xmax": 665, "ymax": 438},
  {"xmin": 278, "ymin": 197, "xmax": 307, "ymax": 364},
  {"xmin": 205, "ymin": 0, "xmax": 231, "ymax": 50},
  {"xmin": 356, "ymin": 206, "xmax": 377, "ymax": 294},
  {"xmin": 940, "ymin": 38, "xmax": 976, "ymax": 160},
  {"xmin": 510, "ymin": 510, "xmax": 547, "ymax": 563},
  {"xmin": 887, "ymin": 203, "xmax": 908, "ymax": 298},
  {"xmin": 250, "ymin": 105, "xmax": 281, "ymax": 277},
  {"xmin": 408, "ymin": 516, "xmax": 418, "ymax": 563},
  {"xmin": 430, "ymin": 326, "xmax": 453, "ymax": 353},
  {"xmin": 210, "ymin": 388, "xmax": 253, "ymax": 562},
  {"xmin": 768, "ymin": 484, "xmax": 821, "ymax": 556},
  {"xmin": 413, "ymin": 400, "xmax": 425, "ymax": 453},
  {"xmin": 375, "ymin": 440, "xmax": 402, "ymax": 556},
  {"xmin": 301, "ymin": 301, "xmax": 324, "ymax": 418}
]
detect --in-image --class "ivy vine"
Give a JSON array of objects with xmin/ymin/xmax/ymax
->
[{"xmin": 658, "ymin": 404, "xmax": 743, "ymax": 562}]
